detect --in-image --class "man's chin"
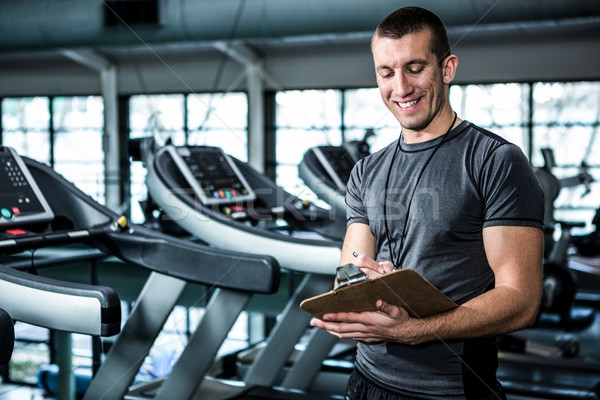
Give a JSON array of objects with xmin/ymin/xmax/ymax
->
[{"xmin": 398, "ymin": 119, "xmax": 430, "ymax": 132}]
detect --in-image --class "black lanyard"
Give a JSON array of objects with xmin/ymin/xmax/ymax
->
[{"xmin": 382, "ymin": 112, "xmax": 457, "ymax": 269}]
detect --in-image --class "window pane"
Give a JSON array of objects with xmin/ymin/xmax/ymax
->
[
  {"xmin": 129, "ymin": 93, "xmax": 248, "ymax": 223},
  {"xmin": 454, "ymin": 84, "xmax": 529, "ymax": 125},
  {"xmin": 129, "ymin": 95, "xmax": 185, "ymax": 222},
  {"xmin": 187, "ymin": 92, "xmax": 248, "ymax": 161},
  {"xmin": 54, "ymin": 128, "xmax": 104, "ymax": 203},
  {"xmin": 276, "ymin": 129, "xmax": 342, "ymax": 166},
  {"xmin": 2, "ymin": 97, "xmax": 50, "ymax": 131},
  {"xmin": 52, "ymin": 97, "xmax": 105, "ymax": 203},
  {"xmin": 9, "ymin": 323, "xmax": 50, "ymax": 384},
  {"xmin": 275, "ymin": 90, "xmax": 343, "ymax": 198},
  {"xmin": 343, "ymin": 88, "xmax": 397, "ymax": 130},
  {"xmin": 343, "ymin": 88, "xmax": 400, "ymax": 153},
  {"xmin": 2, "ymin": 130, "xmax": 50, "ymax": 164},
  {"xmin": 533, "ymin": 82, "xmax": 600, "ymax": 125},
  {"xmin": 53, "ymin": 96, "xmax": 104, "ymax": 130},
  {"xmin": 1, "ymin": 98, "xmax": 50, "ymax": 163},
  {"xmin": 130, "ymin": 94, "xmax": 185, "ymax": 144},
  {"xmin": 276, "ymin": 90, "xmax": 341, "ymax": 129},
  {"xmin": 532, "ymin": 125, "xmax": 593, "ymax": 167},
  {"xmin": 450, "ymin": 83, "xmax": 530, "ymax": 155},
  {"xmin": 188, "ymin": 93, "xmax": 247, "ymax": 130},
  {"xmin": 129, "ymin": 160, "xmax": 148, "ymax": 224},
  {"xmin": 495, "ymin": 126, "xmax": 528, "ymax": 153}
]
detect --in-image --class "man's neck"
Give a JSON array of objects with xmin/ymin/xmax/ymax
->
[{"xmin": 402, "ymin": 110, "xmax": 461, "ymax": 144}]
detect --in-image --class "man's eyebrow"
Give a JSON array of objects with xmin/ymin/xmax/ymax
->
[
  {"xmin": 375, "ymin": 58, "xmax": 431, "ymax": 72},
  {"xmin": 406, "ymin": 58, "xmax": 429, "ymax": 66}
]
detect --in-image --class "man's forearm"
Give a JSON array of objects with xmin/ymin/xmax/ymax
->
[{"xmin": 397, "ymin": 284, "xmax": 539, "ymax": 345}]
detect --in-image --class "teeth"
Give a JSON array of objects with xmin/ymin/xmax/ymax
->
[{"xmin": 398, "ymin": 100, "xmax": 418, "ymax": 108}]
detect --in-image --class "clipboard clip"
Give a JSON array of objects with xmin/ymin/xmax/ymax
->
[{"xmin": 336, "ymin": 263, "xmax": 368, "ymax": 288}]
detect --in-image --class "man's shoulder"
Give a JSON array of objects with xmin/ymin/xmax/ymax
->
[
  {"xmin": 455, "ymin": 121, "xmax": 526, "ymax": 160},
  {"xmin": 456, "ymin": 121, "xmax": 511, "ymax": 147}
]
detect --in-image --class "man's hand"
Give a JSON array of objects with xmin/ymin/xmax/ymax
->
[
  {"xmin": 310, "ymin": 299, "xmax": 417, "ymax": 344},
  {"xmin": 352, "ymin": 252, "xmax": 395, "ymax": 278}
]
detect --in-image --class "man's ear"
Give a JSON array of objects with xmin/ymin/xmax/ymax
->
[{"xmin": 442, "ymin": 55, "xmax": 458, "ymax": 84}]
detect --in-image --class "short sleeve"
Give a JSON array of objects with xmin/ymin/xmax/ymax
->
[
  {"xmin": 480, "ymin": 144, "xmax": 545, "ymax": 229},
  {"xmin": 345, "ymin": 158, "xmax": 369, "ymax": 226}
]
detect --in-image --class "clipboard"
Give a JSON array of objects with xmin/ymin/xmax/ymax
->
[{"xmin": 300, "ymin": 268, "xmax": 457, "ymax": 320}]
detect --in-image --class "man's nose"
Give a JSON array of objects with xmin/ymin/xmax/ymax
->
[{"xmin": 393, "ymin": 73, "xmax": 413, "ymax": 97}]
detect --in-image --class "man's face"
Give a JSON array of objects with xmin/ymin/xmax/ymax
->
[{"xmin": 372, "ymin": 29, "xmax": 450, "ymax": 135}]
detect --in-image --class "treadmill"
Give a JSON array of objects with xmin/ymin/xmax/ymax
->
[
  {"xmin": 298, "ymin": 145, "xmax": 600, "ymax": 400},
  {"xmin": 144, "ymin": 144, "xmax": 347, "ymax": 397},
  {"xmin": 0, "ymin": 145, "xmax": 281, "ymax": 400},
  {"xmin": 298, "ymin": 145, "xmax": 358, "ymax": 227}
]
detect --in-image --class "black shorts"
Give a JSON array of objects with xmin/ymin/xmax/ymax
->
[{"xmin": 344, "ymin": 368, "xmax": 507, "ymax": 400}]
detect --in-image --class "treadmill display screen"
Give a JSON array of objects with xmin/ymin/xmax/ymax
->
[
  {"xmin": 312, "ymin": 146, "xmax": 357, "ymax": 191},
  {"xmin": 0, "ymin": 146, "xmax": 54, "ymax": 226},
  {"xmin": 166, "ymin": 146, "xmax": 256, "ymax": 205}
]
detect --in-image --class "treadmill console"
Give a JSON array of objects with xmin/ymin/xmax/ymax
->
[
  {"xmin": 164, "ymin": 145, "xmax": 256, "ymax": 206},
  {"xmin": 0, "ymin": 146, "xmax": 54, "ymax": 227},
  {"xmin": 311, "ymin": 146, "xmax": 357, "ymax": 191}
]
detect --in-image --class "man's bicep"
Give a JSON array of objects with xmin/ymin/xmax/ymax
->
[
  {"xmin": 482, "ymin": 225, "xmax": 543, "ymax": 294},
  {"xmin": 340, "ymin": 222, "xmax": 376, "ymax": 265}
]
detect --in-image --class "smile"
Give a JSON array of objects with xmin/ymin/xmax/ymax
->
[{"xmin": 397, "ymin": 98, "xmax": 420, "ymax": 109}]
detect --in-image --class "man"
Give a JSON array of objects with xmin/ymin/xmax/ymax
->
[{"xmin": 311, "ymin": 7, "xmax": 544, "ymax": 400}]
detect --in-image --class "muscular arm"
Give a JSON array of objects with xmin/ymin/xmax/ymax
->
[
  {"xmin": 313, "ymin": 225, "xmax": 543, "ymax": 344},
  {"xmin": 402, "ymin": 225, "xmax": 543, "ymax": 343},
  {"xmin": 340, "ymin": 222, "xmax": 376, "ymax": 265}
]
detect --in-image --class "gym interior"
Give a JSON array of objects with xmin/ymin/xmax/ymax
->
[{"xmin": 1, "ymin": 1, "xmax": 600, "ymax": 399}]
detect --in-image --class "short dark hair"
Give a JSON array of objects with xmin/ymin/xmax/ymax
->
[{"xmin": 374, "ymin": 7, "xmax": 451, "ymax": 65}]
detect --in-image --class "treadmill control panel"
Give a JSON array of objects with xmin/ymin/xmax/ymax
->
[
  {"xmin": 164, "ymin": 145, "xmax": 256, "ymax": 206},
  {"xmin": 311, "ymin": 146, "xmax": 357, "ymax": 191},
  {"xmin": 0, "ymin": 146, "xmax": 54, "ymax": 227}
]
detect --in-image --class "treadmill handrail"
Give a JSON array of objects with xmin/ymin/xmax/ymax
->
[
  {"xmin": 0, "ymin": 227, "xmax": 106, "ymax": 255},
  {"xmin": 0, "ymin": 264, "xmax": 121, "ymax": 336},
  {"xmin": 101, "ymin": 226, "xmax": 280, "ymax": 294},
  {"xmin": 23, "ymin": 156, "xmax": 280, "ymax": 294}
]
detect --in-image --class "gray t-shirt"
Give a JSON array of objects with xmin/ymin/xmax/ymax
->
[{"xmin": 346, "ymin": 121, "xmax": 544, "ymax": 399}]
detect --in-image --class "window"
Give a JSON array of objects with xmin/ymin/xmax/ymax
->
[
  {"xmin": 450, "ymin": 83, "xmax": 530, "ymax": 153},
  {"xmin": 343, "ymin": 88, "xmax": 400, "ymax": 152},
  {"xmin": 275, "ymin": 90, "xmax": 342, "ymax": 201},
  {"xmin": 187, "ymin": 93, "xmax": 248, "ymax": 161},
  {"xmin": 532, "ymin": 82, "xmax": 600, "ymax": 226},
  {"xmin": 1, "ymin": 97, "xmax": 51, "ymax": 164},
  {"xmin": 1, "ymin": 96, "xmax": 105, "ymax": 203},
  {"xmin": 128, "ymin": 92, "xmax": 248, "ymax": 223},
  {"xmin": 53, "ymin": 96, "xmax": 105, "ymax": 203},
  {"xmin": 272, "ymin": 82, "xmax": 600, "ymax": 231}
]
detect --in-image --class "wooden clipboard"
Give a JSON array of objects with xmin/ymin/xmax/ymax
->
[{"xmin": 300, "ymin": 269, "xmax": 457, "ymax": 320}]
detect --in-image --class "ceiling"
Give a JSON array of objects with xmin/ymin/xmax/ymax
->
[{"xmin": 1, "ymin": 0, "xmax": 599, "ymax": 63}]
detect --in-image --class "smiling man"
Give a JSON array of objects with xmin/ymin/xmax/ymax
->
[{"xmin": 310, "ymin": 7, "xmax": 545, "ymax": 400}]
